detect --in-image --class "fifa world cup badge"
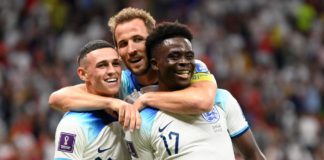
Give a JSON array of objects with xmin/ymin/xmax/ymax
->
[{"xmin": 58, "ymin": 132, "xmax": 76, "ymax": 153}]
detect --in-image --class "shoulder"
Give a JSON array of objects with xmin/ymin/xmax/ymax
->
[
  {"xmin": 193, "ymin": 59, "xmax": 209, "ymax": 73},
  {"xmin": 58, "ymin": 111, "xmax": 95, "ymax": 130},
  {"xmin": 215, "ymin": 88, "xmax": 235, "ymax": 111},
  {"xmin": 58, "ymin": 112, "xmax": 84, "ymax": 126},
  {"xmin": 215, "ymin": 88, "xmax": 232, "ymax": 99},
  {"xmin": 120, "ymin": 69, "xmax": 137, "ymax": 98},
  {"xmin": 56, "ymin": 112, "xmax": 85, "ymax": 143},
  {"xmin": 139, "ymin": 108, "xmax": 159, "ymax": 135},
  {"xmin": 57, "ymin": 111, "xmax": 117, "ymax": 143},
  {"xmin": 66, "ymin": 110, "xmax": 115, "ymax": 124},
  {"xmin": 122, "ymin": 69, "xmax": 132, "ymax": 78},
  {"xmin": 121, "ymin": 69, "xmax": 132, "ymax": 82},
  {"xmin": 121, "ymin": 70, "xmax": 129, "ymax": 82}
]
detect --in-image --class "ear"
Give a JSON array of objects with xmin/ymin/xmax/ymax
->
[
  {"xmin": 150, "ymin": 58, "xmax": 158, "ymax": 71},
  {"xmin": 77, "ymin": 67, "xmax": 88, "ymax": 81}
]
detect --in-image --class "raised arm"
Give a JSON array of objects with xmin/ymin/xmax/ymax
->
[
  {"xmin": 232, "ymin": 130, "xmax": 266, "ymax": 160},
  {"xmin": 134, "ymin": 60, "xmax": 217, "ymax": 114}
]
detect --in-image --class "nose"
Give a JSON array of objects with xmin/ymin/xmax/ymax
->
[
  {"xmin": 106, "ymin": 64, "xmax": 117, "ymax": 75},
  {"xmin": 178, "ymin": 56, "xmax": 190, "ymax": 66},
  {"xmin": 127, "ymin": 41, "xmax": 137, "ymax": 56}
]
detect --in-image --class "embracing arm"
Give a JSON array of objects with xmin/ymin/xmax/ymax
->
[
  {"xmin": 48, "ymin": 84, "xmax": 126, "ymax": 112},
  {"xmin": 137, "ymin": 81, "xmax": 216, "ymax": 114},
  {"xmin": 48, "ymin": 84, "xmax": 141, "ymax": 131},
  {"xmin": 134, "ymin": 59, "xmax": 217, "ymax": 114},
  {"xmin": 232, "ymin": 129, "xmax": 266, "ymax": 160}
]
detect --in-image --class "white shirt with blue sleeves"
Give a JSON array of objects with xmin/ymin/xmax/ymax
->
[
  {"xmin": 127, "ymin": 89, "xmax": 249, "ymax": 160},
  {"xmin": 54, "ymin": 110, "xmax": 130, "ymax": 160}
]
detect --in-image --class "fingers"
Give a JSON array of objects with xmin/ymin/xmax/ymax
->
[
  {"xmin": 121, "ymin": 105, "xmax": 141, "ymax": 132},
  {"xmin": 135, "ymin": 110, "xmax": 141, "ymax": 129},
  {"xmin": 123, "ymin": 106, "xmax": 131, "ymax": 130},
  {"xmin": 118, "ymin": 105, "xmax": 125, "ymax": 125},
  {"xmin": 127, "ymin": 106, "xmax": 136, "ymax": 132}
]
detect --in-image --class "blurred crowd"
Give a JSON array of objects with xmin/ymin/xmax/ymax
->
[{"xmin": 0, "ymin": 0, "xmax": 323, "ymax": 159}]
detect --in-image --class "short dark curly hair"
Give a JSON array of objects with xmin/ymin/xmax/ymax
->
[
  {"xmin": 145, "ymin": 22, "xmax": 193, "ymax": 60},
  {"xmin": 77, "ymin": 40, "xmax": 115, "ymax": 66}
]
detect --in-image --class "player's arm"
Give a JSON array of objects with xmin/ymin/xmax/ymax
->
[
  {"xmin": 49, "ymin": 84, "xmax": 141, "ymax": 131},
  {"xmin": 137, "ymin": 81, "xmax": 216, "ymax": 114},
  {"xmin": 134, "ymin": 60, "xmax": 216, "ymax": 114},
  {"xmin": 220, "ymin": 89, "xmax": 266, "ymax": 159},
  {"xmin": 232, "ymin": 130, "xmax": 266, "ymax": 160},
  {"xmin": 48, "ymin": 84, "xmax": 126, "ymax": 112}
]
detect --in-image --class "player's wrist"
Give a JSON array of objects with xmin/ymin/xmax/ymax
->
[
  {"xmin": 136, "ymin": 93, "xmax": 149, "ymax": 110},
  {"xmin": 141, "ymin": 93, "xmax": 150, "ymax": 106},
  {"xmin": 110, "ymin": 99, "xmax": 125, "ymax": 111}
]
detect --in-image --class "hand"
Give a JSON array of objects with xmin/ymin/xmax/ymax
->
[
  {"xmin": 133, "ymin": 95, "xmax": 146, "ymax": 111},
  {"xmin": 104, "ymin": 108, "xmax": 118, "ymax": 119},
  {"xmin": 113, "ymin": 100, "xmax": 141, "ymax": 132}
]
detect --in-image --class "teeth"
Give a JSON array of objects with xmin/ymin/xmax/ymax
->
[
  {"xmin": 130, "ymin": 58, "xmax": 141, "ymax": 63},
  {"xmin": 106, "ymin": 79, "xmax": 117, "ymax": 83},
  {"xmin": 177, "ymin": 71, "xmax": 189, "ymax": 74}
]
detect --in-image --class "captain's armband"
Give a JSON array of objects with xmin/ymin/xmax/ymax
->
[{"xmin": 191, "ymin": 59, "xmax": 216, "ymax": 83}]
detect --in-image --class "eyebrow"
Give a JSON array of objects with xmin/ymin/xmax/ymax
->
[
  {"xmin": 96, "ymin": 58, "xmax": 120, "ymax": 64},
  {"xmin": 96, "ymin": 60, "xmax": 108, "ymax": 66}
]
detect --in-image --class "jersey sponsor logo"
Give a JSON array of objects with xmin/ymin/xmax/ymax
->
[
  {"xmin": 58, "ymin": 132, "xmax": 76, "ymax": 153},
  {"xmin": 158, "ymin": 121, "xmax": 173, "ymax": 132},
  {"xmin": 195, "ymin": 62, "xmax": 209, "ymax": 73},
  {"xmin": 202, "ymin": 106, "xmax": 220, "ymax": 123},
  {"xmin": 126, "ymin": 140, "xmax": 138, "ymax": 158},
  {"xmin": 98, "ymin": 146, "xmax": 112, "ymax": 153}
]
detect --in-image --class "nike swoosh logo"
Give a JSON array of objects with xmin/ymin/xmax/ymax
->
[
  {"xmin": 158, "ymin": 121, "xmax": 173, "ymax": 132},
  {"xmin": 98, "ymin": 147, "xmax": 112, "ymax": 153}
]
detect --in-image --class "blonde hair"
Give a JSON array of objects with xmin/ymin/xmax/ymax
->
[{"xmin": 108, "ymin": 7, "xmax": 156, "ymax": 43}]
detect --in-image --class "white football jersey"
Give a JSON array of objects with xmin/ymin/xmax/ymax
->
[
  {"xmin": 125, "ymin": 89, "xmax": 249, "ymax": 160},
  {"xmin": 54, "ymin": 110, "xmax": 130, "ymax": 160}
]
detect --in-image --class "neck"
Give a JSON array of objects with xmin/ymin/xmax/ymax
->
[
  {"xmin": 156, "ymin": 79, "xmax": 172, "ymax": 91},
  {"xmin": 135, "ymin": 69, "xmax": 158, "ymax": 86},
  {"xmin": 158, "ymin": 81, "xmax": 189, "ymax": 92},
  {"xmin": 157, "ymin": 84, "xmax": 169, "ymax": 92},
  {"xmin": 85, "ymin": 84, "xmax": 96, "ymax": 95}
]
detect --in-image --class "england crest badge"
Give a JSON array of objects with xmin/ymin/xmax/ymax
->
[{"xmin": 202, "ymin": 106, "xmax": 220, "ymax": 123}]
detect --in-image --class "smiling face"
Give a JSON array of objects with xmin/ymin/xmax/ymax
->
[
  {"xmin": 78, "ymin": 48, "xmax": 122, "ymax": 97},
  {"xmin": 151, "ymin": 37, "xmax": 195, "ymax": 91},
  {"xmin": 114, "ymin": 18, "xmax": 150, "ymax": 76}
]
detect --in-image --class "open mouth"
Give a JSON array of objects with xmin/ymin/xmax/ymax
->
[
  {"xmin": 175, "ymin": 70, "xmax": 191, "ymax": 79},
  {"xmin": 105, "ymin": 78, "xmax": 118, "ymax": 84},
  {"xmin": 129, "ymin": 57, "xmax": 142, "ymax": 64}
]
